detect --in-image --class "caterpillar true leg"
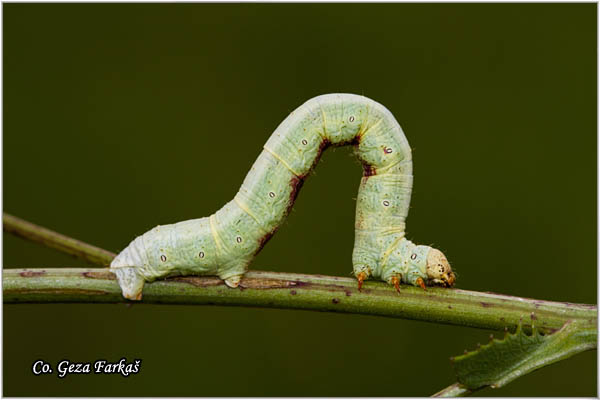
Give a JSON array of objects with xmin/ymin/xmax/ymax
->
[
  {"xmin": 389, "ymin": 275, "xmax": 401, "ymax": 293},
  {"xmin": 111, "ymin": 94, "xmax": 455, "ymax": 300},
  {"xmin": 356, "ymin": 271, "xmax": 369, "ymax": 292}
]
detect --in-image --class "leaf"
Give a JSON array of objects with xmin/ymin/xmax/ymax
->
[{"xmin": 451, "ymin": 320, "xmax": 597, "ymax": 390}]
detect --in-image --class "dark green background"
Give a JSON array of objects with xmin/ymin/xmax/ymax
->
[{"xmin": 3, "ymin": 3, "xmax": 596, "ymax": 397}]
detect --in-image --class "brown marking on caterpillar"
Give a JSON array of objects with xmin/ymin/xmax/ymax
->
[
  {"xmin": 480, "ymin": 302, "xmax": 492, "ymax": 308},
  {"xmin": 448, "ymin": 305, "xmax": 452, "ymax": 309},
  {"xmin": 19, "ymin": 270, "xmax": 46, "ymax": 277},
  {"xmin": 285, "ymin": 175, "xmax": 305, "ymax": 216},
  {"xmin": 345, "ymin": 291, "xmax": 352, "ymax": 297},
  {"xmin": 362, "ymin": 164, "xmax": 376, "ymax": 177},
  {"xmin": 290, "ymin": 290, "xmax": 297, "ymax": 295},
  {"xmin": 302, "ymin": 137, "xmax": 331, "ymax": 175},
  {"xmin": 332, "ymin": 298, "xmax": 340, "ymax": 304},
  {"xmin": 254, "ymin": 229, "xmax": 276, "ymax": 255}
]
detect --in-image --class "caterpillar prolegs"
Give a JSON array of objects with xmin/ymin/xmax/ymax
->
[{"xmin": 111, "ymin": 94, "xmax": 455, "ymax": 300}]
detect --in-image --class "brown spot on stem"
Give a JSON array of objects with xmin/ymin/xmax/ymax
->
[
  {"xmin": 82, "ymin": 271, "xmax": 117, "ymax": 280},
  {"xmin": 240, "ymin": 277, "xmax": 302, "ymax": 290},
  {"xmin": 168, "ymin": 276, "xmax": 223, "ymax": 287},
  {"xmin": 5, "ymin": 288, "xmax": 107, "ymax": 296},
  {"xmin": 19, "ymin": 270, "xmax": 46, "ymax": 277},
  {"xmin": 530, "ymin": 312, "xmax": 537, "ymax": 320}
]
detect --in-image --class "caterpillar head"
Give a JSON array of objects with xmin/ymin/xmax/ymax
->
[{"xmin": 425, "ymin": 248, "xmax": 455, "ymax": 287}]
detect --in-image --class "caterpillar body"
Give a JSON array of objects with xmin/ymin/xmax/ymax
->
[{"xmin": 111, "ymin": 94, "xmax": 455, "ymax": 300}]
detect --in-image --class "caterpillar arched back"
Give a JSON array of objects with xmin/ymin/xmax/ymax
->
[{"xmin": 111, "ymin": 94, "xmax": 455, "ymax": 300}]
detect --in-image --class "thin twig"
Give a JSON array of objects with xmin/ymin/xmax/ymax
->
[
  {"xmin": 3, "ymin": 213, "xmax": 115, "ymax": 265},
  {"xmin": 431, "ymin": 383, "xmax": 474, "ymax": 397},
  {"xmin": 3, "ymin": 213, "xmax": 597, "ymax": 334},
  {"xmin": 3, "ymin": 213, "xmax": 598, "ymax": 397},
  {"xmin": 3, "ymin": 267, "xmax": 596, "ymax": 335}
]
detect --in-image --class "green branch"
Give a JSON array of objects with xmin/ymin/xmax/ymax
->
[
  {"xmin": 432, "ymin": 383, "xmax": 473, "ymax": 398},
  {"xmin": 3, "ymin": 213, "xmax": 597, "ymax": 397},
  {"xmin": 3, "ymin": 267, "xmax": 596, "ymax": 335},
  {"xmin": 3, "ymin": 212, "xmax": 595, "ymax": 334},
  {"xmin": 3, "ymin": 213, "xmax": 115, "ymax": 265}
]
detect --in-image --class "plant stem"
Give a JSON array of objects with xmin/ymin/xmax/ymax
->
[
  {"xmin": 3, "ymin": 213, "xmax": 116, "ymax": 265},
  {"xmin": 3, "ymin": 267, "xmax": 596, "ymax": 335},
  {"xmin": 3, "ymin": 213, "xmax": 597, "ymax": 334},
  {"xmin": 431, "ymin": 383, "xmax": 474, "ymax": 397},
  {"xmin": 4, "ymin": 214, "xmax": 597, "ymax": 397}
]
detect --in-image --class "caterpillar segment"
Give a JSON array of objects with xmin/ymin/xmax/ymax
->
[{"xmin": 111, "ymin": 94, "xmax": 455, "ymax": 300}]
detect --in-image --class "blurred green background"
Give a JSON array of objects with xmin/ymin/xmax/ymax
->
[{"xmin": 3, "ymin": 3, "xmax": 596, "ymax": 397}]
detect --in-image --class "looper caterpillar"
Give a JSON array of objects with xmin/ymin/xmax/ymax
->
[{"xmin": 111, "ymin": 94, "xmax": 455, "ymax": 300}]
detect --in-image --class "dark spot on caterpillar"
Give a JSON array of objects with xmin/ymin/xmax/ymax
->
[
  {"xmin": 384, "ymin": 147, "xmax": 393, "ymax": 154},
  {"xmin": 337, "ymin": 136, "xmax": 360, "ymax": 146},
  {"xmin": 160, "ymin": 255, "xmax": 167, "ymax": 262},
  {"xmin": 362, "ymin": 164, "xmax": 376, "ymax": 177},
  {"xmin": 301, "ymin": 139, "xmax": 308, "ymax": 145},
  {"xmin": 286, "ymin": 175, "xmax": 305, "ymax": 216},
  {"xmin": 332, "ymin": 298, "xmax": 340, "ymax": 304},
  {"xmin": 255, "ymin": 229, "xmax": 276, "ymax": 255},
  {"xmin": 530, "ymin": 312, "xmax": 537, "ymax": 320},
  {"xmin": 269, "ymin": 191, "xmax": 275, "ymax": 198},
  {"xmin": 345, "ymin": 291, "xmax": 352, "ymax": 297},
  {"xmin": 236, "ymin": 236, "xmax": 242, "ymax": 243},
  {"xmin": 290, "ymin": 290, "xmax": 297, "ymax": 295},
  {"xmin": 199, "ymin": 251, "xmax": 205, "ymax": 258},
  {"xmin": 20, "ymin": 270, "xmax": 46, "ymax": 277},
  {"xmin": 348, "ymin": 115, "xmax": 355, "ymax": 122},
  {"xmin": 382, "ymin": 200, "xmax": 390, "ymax": 207},
  {"xmin": 480, "ymin": 302, "xmax": 492, "ymax": 308},
  {"xmin": 447, "ymin": 305, "xmax": 452, "ymax": 309},
  {"xmin": 312, "ymin": 138, "xmax": 331, "ymax": 168},
  {"xmin": 410, "ymin": 253, "xmax": 417, "ymax": 260}
]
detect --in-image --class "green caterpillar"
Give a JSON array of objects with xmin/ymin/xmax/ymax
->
[{"xmin": 111, "ymin": 94, "xmax": 455, "ymax": 300}]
